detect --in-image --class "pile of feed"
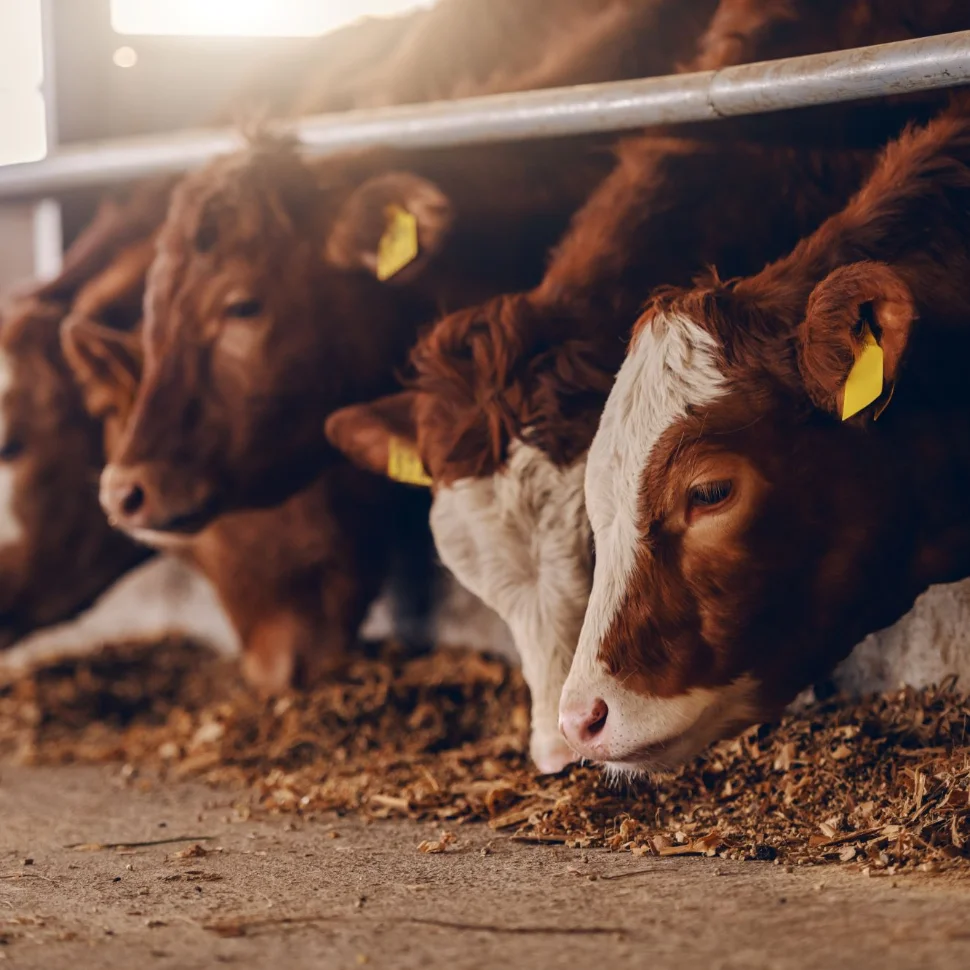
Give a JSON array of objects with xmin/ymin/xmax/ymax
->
[{"xmin": 1, "ymin": 639, "xmax": 968, "ymax": 873}]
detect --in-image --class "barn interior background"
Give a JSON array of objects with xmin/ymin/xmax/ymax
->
[{"xmin": 0, "ymin": 3, "xmax": 968, "ymax": 968}]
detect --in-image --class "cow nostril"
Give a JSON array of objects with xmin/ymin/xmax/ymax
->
[
  {"xmin": 120, "ymin": 484, "xmax": 145, "ymax": 517},
  {"xmin": 585, "ymin": 698, "xmax": 608, "ymax": 740}
]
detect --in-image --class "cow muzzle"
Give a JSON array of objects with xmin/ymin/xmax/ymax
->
[
  {"xmin": 559, "ymin": 674, "xmax": 757, "ymax": 775},
  {"xmin": 100, "ymin": 462, "xmax": 219, "ymax": 537}
]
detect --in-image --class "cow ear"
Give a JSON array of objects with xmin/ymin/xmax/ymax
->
[
  {"xmin": 60, "ymin": 316, "xmax": 143, "ymax": 421},
  {"xmin": 797, "ymin": 261, "xmax": 915, "ymax": 420},
  {"xmin": 325, "ymin": 391, "xmax": 431, "ymax": 485},
  {"xmin": 324, "ymin": 172, "xmax": 454, "ymax": 283}
]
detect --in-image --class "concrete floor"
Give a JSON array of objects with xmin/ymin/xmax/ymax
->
[{"xmin": 0, "ymin": 765, "xmax": 967, "ymax": 969}]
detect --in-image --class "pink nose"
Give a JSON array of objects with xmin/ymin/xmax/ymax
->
[{"xmin": 559, "ymin": 696, "xmax": 609, "ymax": 754}]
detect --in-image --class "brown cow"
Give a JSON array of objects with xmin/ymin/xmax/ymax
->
[
  {"xmin": 326, "ymin": 0, "xmax": 970, "ymax": 771},
  {"xmin": 0, "ymin": 180, "xmax": 176, "ymax": 652},
  {"xmin": 59, "ymin": 231, "xmax": 437, "ymax": 688},
  {"xmin": 66, "ymin": 309, "xmax": 513, "ymax": 689},
  {"xmin": 0, "ymin": 297, "xmax": 147, "ymax": 651},
  {"xmin": 98, "ymin": 133, "xmax": 620, "ymax": 537},
  {"xmin": 561, "ymin": 95, "xmax": 970, "ymax": 773}
]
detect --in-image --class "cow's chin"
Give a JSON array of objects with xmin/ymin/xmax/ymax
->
[
  {"xmin": 600, "ymin": 675, "xmax": 760, "ymax": 779},
  {"xmin": 125, "ymin": 526, "xmax": 200, "ymax": 552},
  {"xmin": 112, "ymin": 494, "xmax": 223, "ymax": 547}
]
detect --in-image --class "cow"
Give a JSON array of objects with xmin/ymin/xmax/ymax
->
[
  {"xmin": 56, "ymin": 217, "xmax": 433, "ymax": 687},
  {"xmin": 325, "ymin": 0, "xmax": 970, "ymax": 771},
  {"xmin": 0, "ymin": 296, "xmax": 147, "ymax": 651},
  {"xmin": 0, "ymin": 175, "xmax": 180, "ymax": 652},
  {"xmin": 0, "ymin": 181, "xmax": 246, "ymax": 667},
  {"xmin": 560, "ymin": 95, "xmax": 970, "ymax": 774},
  {"xmin": 0, "ymin": 200, "xmax": 511, "ymax": 686}
]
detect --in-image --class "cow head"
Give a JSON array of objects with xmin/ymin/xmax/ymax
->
[
  {"xmin": 560, "ymin": 261, "xmax": 922, "ymax": 773},
  {"xmin": 0, "ymin": 297, "xmax": 144, "ymax": 649},
  {"xmin": 100, "ymin": 135, "xmax": 455, "ymax": 543},
  {"xmin": 326, "ymin": 290, "xmax": 618, "ymax": 772}
]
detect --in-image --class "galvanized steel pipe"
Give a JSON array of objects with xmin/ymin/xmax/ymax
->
[{"xmin": 0, "ymin": 30, "xmax": 968, "ymax": 198}]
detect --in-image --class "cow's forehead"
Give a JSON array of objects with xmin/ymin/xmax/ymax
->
[
  {"xmin": 587, "ymin": 310, "xmax": 726, "ymax": 521},
  {"xmin": 166, "ymin": 153, "xmax": 299, "ymax": 252},
  {"xmin": 582, "ymin": 310, "xmax": 727, "ymax": 650}
]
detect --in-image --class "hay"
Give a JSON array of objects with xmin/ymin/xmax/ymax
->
[{"xmin": 1, "ymin": 638, "xmax": 968, "ymax": 872}]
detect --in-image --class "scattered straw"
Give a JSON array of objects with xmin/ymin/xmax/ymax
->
[{"xmin": 1, "ymin": 639, "xmax": 968, "ymax": 872}]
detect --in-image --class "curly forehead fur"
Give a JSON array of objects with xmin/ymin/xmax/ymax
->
[{"xmin": 410, "ymin": 293, "xmax": 617, "ymax": 482}]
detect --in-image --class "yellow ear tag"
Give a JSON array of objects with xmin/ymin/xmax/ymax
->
[
  {"xmin": 376, "ymin": 205, "xmax": 419, "ymax": 282},
  {"xmin": 387, "ymin": 436, "xmax": 432, "ymax": 487},
  {"xmin": 841, "ymin": 326, "xmax": 884, "ymax": 421}
]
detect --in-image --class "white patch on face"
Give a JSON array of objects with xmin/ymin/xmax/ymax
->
[
  {"xmin": 561, "ymin": 311, "xmax": 729, "ymax": 763},
  {"xmin": 0, "ymin": 350, "xmax": 24, "ymax": 549},
  {"xmin": 429, "ymin": 442, "xmax": 591, "ymax": 772}
]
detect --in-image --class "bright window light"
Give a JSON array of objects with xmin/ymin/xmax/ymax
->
[
  {"xmin": 0, "ymin": 90, "xmax": 46, "ymax": 166},
  {"xmin": 0, "ymin": 1, "xmax": 44, "ymax": 90},
  {"xmin": 0, "ymin": 0, "xmax": 46, "ymax": 166},
  {"xmin": 111, "ymin": 0, "xmax": 437, "ymax": 38}
]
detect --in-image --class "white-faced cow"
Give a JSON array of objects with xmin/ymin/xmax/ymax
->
[{"xmin": 561, "ymin": 96, "xmax": 970, "ymax": 773}]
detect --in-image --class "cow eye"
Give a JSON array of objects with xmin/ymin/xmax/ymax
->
[
  {"xmin": 687, "ymin": 479, "xmax": 733, "ymax": 512},
  {"xmin": 0, "ymin": 439, "xmax": 24, "ymax": 462},
  {"xmin": 224, "ymin": 298, "xmax": 263, "ymax": 319}
]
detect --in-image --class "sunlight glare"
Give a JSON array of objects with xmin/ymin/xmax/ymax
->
[
  {"xmin": 0, "ymin": 0, "xmax": 46, "ymax": 166},
  {"xmin": 0, "ymin": 89, "xmax": 47, "ymax": 166},
  {"xmin": 111, "ymin": 0, "xmax": 437, "ymax": 38}
]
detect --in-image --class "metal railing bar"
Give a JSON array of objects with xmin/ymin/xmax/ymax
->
[{"xmin": 0, "ymin": 29, "xmax": 967, "ymax": 199}]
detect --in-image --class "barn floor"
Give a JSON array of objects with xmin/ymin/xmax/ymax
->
[{"xmin": 0, "ymin": 765, "xmax": 968, "ymax": 969}]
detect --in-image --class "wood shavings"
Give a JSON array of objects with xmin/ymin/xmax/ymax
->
[
  {"xmin": 417, "ymin": 831, "xmax": 457, "ymax": 854},
  {"xmin": 172, "ymin": 843, "xmax": 211, "ymax": 860},
  {"xmin": 1, "ymin": 638, "xmax": 969, "ymax": 871}
]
